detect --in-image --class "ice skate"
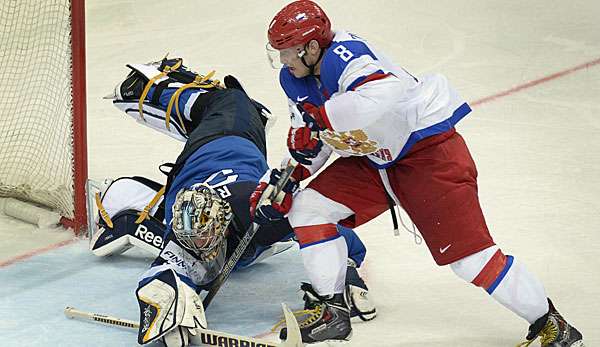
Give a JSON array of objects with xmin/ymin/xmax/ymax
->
[
  {"xmin": 280, "ymin": 293, "xmax": 352, "ymax": 344},
  {"xmin": 517, "ymin": 299, "xmax": 584, "ymax": 347},
  {"xmin": 300, "ymin": 265, "xmax": 377, "ymax": 322}
]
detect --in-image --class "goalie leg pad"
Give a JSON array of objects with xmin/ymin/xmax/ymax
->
[
  {"xmin": 98, "ymin": 177, "xmax": 164, "ymax": 220},
  {"xmin": 136, "ymin": 269, "xmax": 207, "ymax": 345},
  {"xmin": 90, "ymin": 176, "xmax": 166, "ymax": 257},
  {"xmin": 90, "ymin": 210, "xmax": 164, "ymax": 257}
]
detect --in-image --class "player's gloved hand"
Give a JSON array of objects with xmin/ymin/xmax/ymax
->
[
  {"xmin": 287, "ymin": 126, "xmax": 323, "ymax": 165},
  {"xmin": 249, "ymin": 169, "xmax": 299, "ymax": 225},
  {"xmin": 287, "ymin": 102, "xmax": 327, "ymax": 165},
  {"xmin": 296, "ymin": 102, "xmax": 328, "ymax": 131}
]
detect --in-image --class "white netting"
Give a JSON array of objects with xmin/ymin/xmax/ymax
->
[{"xmin": 0, "ymin": 0, "xmax": 75, "ymax": 219}]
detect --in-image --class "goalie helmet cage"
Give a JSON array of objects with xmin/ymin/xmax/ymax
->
[{"xmin": 0, "ymin": 0, "xmax": 88, "ymax": 234}]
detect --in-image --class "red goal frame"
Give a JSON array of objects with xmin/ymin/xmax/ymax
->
[{"xmin": 61, "ymin": 0, "xmax": 88, "ymax": 234}]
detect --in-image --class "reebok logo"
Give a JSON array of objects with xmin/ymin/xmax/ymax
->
[{"xmin": 134, "ymin": 224, "xmax": 164, "ymax": 248}]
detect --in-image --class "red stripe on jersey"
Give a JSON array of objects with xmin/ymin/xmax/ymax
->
[
  {"xmin": 350, "ymin": 72, "xmax": 392, "ymax": 91},
  {"xmin": 294, "ymin": 224, "xmax": 339, "ymax": 246},
  {"xmin": 471, "ymin": 250, "xmax": 508, "ymax": 289}
]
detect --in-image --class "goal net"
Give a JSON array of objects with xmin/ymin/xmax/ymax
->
[{"xmin": 0, "ymin": 0, "xmax": 87, "ymax": 232}]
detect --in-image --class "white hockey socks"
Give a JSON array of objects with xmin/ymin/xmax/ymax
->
[
  {"xmin": 450, "ymin": 246, "xmax": 549, "ymax": 324},
  {"xmin": 296, "ymin": 224, "xmax": 348, "ymax": 296}
]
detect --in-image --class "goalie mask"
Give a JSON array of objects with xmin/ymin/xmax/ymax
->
[{"xmin": 171, "ymin": 185, "xmax": 233, "ymax": 257}]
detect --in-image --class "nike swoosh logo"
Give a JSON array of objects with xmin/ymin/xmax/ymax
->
[
  {"xmin": 439, "ymin": 244, "xmax": 452, "ymax": 253},
  {"xmin": 296, "ymin": 95, "xmax": 309, "ymax": 102}
]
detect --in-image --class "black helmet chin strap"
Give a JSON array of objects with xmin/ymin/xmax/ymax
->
[{"xmin": 301, "ymin": 46, "xmax": 326, "ymax": 76}]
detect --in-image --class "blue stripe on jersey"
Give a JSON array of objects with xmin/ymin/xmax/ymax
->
[
  {"xmin": 279, "ymin": 68, "xmax": 326, "ymax": 106},
  {"xmin": 487, "ymin": 255, "xmax": 514, "ymax": 294},
  {"xmin": 370, "ymin": 102, "xmax": 472, "ymax": 169},
  {"xmin": 164, "ymin": 136, "xmax": 268, "ymax": 226},
  {"xmin": 320, "ymin": 40, "xmax": 379, "ymax": 96}
]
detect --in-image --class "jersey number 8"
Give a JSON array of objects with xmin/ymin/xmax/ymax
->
[{"xmin": 333, "ymin": 45, "xmax": 354, "ymax": 62}]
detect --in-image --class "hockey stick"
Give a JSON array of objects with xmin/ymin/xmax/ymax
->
[
  {"xmin": 64, "ymin": 304, "xmax": 302, "ymax": 347},
  {"xmin": 202, "ymin": 159, "xmax": 297, "ymax": 309}
]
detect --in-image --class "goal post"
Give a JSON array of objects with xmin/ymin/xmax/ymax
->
[
  {"xmin": 67, "ymin": 0, "xmax": 88, "ymax": 233},
  {"xmin": 0, "ymin": 0, "xmax": 88, "ymax": 234}
]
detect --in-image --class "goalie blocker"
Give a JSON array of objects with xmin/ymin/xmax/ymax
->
[{"xmin": 137, "ymin": 269, "xmax": 207, "ymax": 346}]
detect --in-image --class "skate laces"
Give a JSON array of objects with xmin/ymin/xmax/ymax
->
[
  {"xmin": 271, "ymin": 305, "xmax": 323, "ymax": 333},
  {"xmin": 516, "ymin": 320, "xmax": 559, "ymax": 347}
]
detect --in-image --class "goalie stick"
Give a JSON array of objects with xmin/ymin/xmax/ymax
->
[
  {"xmin": 202, "ymin": 159, "xmax": 297, "ymax": 309},
  {"xmin": 64, "ymin": 304, "xmax": 302, "ymax": 346}
]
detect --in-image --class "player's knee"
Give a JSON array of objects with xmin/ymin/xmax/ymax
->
[
  {"xmin": 287, "ymin": 188, "xmax": 353, "ymax": 228},
  {"xmin": 288, "ymin": 188, "xmax": 318, "ymax": 213},
  {"xmin": 450, "ymin": 246, "xmax": 515, "ymax": 294}
]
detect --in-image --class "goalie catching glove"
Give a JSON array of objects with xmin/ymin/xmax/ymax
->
[
  {"xmin": 250, "ymin": 168, "xmax": 299, "ymax": 225},
  {"xmin": 136, "ymin": 269, "xmax": 207, "ymax": 347}
]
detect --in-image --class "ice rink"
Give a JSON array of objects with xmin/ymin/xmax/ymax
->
[{"xmin": 1, "ymin": 0, "xmax": 599, "ymax": 346}]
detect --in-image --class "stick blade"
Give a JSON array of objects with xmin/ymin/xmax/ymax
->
[
  {"xmin": 64, "ymin": 306, "xmax": 76, "ymax": 319},
  {"xmin": 278, "ymin": 303, "xmax": 303, "ymax": 347}
]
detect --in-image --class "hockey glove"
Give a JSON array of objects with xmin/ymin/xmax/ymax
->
[
  {"xmin": 293, "ymin": 102, "xmax": 329, "ymax": 131},
  {"xmin": 287, "ymin": 103, "xmax": 330, "ymax": 165},
  {"xmin": 287, "ymin": 126, "xmax": 323, "ymax": 165},
  {"xmin": 249, "ymin": 169, "xmax": 299, "ymax": 225}
]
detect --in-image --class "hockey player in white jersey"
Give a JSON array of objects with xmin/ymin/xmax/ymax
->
[
  {"xmin": 92, "ymin": 57, "xmax": 376, "ymax": 346},
  {"xmin": 255, "ymin": 1, "xmax": 585, "ymax": 346}
]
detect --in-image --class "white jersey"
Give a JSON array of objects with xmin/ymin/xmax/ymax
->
[{"xmin": 280, "ymin": 30, "xmax": 471, "ymax": 170}]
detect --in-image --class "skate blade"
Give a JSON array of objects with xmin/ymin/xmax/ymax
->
[
  {"xmin": 308, "ymin": 331, "xmax": 353, "ymax": 346},
  {"xmin": 350, "ymin": 315, "xmax": 376, "ymax": 323}
]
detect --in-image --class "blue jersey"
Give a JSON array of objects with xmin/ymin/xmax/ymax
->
[{"xmin": 164, "ymin": 135, "xmax": 269, "ymax": 231}]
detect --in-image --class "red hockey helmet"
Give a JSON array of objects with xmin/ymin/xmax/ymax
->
[{"xmin": 268, "ymin": 1, "xmax": 334, "ymax": 50}]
